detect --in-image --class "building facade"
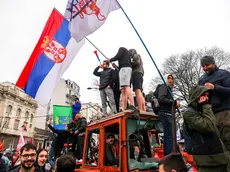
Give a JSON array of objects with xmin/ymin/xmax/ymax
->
[
  {"xmin": 81, "ymin": 103, "xmax": 103, "ymax": 122},
  {"xmin": 0, "ymin": 82, "xmax": 37, "ymax": 150},
  {"xmin": 33, "ymin": 127, "xmax": 52, "ymax": 150},
  {"xmin": 36, "ymin": 78, "xmax": 81, "ymax": 130}
]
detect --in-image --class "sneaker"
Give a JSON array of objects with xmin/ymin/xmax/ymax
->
[
  {"xmin": 78, "ymin": 159, "xmax": 82, "ymax": 163},
  {"xmin": 126, "ymin": 105, "xmax": 136, "ymax": 110}
]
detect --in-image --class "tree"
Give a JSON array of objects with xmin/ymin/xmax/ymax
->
[{"xmin": 150, "ymin": 46, "xmax": 230, "ymax": 104}]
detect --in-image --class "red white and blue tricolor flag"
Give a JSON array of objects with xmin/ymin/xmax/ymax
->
[{"xmin": 16, "ymin": 8, "xmax": 85, "ymax": 105}]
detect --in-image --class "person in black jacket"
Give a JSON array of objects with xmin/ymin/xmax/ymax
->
[
  {"xmin": 72, "ymin": 114, "xmax": 87, "ymax": 162},
  {"xmin": 93, "ymin": 60, "xmax": 117, "ymax": 116},
  {"xmin": 0, "ymin": 152, "xmax": 7, "ymax": 172},
  {"xmin": 157, "ymin": 74, "xmax": 180, "ymax": 156},
  {"xmin": 105, "ymin": 133, "xmax": 119, "ymax": 166},
  {"xmin": 111, "ymin": 63, "xmax": 121, "ymax": 112},
  {"xmin": 107, "ymin": 47, "xmax": 135, "ymax": 111},
  {"xmin": 46, "ymin": 120, "xmax": 70, "ymax": 167},
  {"xmin": 199, "ymin": 55, "xmax": 230, "ymax": 171}
]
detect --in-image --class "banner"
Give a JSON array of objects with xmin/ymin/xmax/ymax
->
[
  {"xmin": 64, "ymin": 0, "xmax": 120, "ymax": 42},
  {"xmin": 16, "ymin": 8, "xmax": 85, "ymax": 105},
  {"xmin": 53, "ymin": 105, "xmax": 72, "ymax": 130},
  {"xmin": 16, "ymin": 132, "xmax": 25, "ymax": 152}
]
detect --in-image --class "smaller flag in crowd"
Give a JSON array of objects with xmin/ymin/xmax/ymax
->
[
  {"xmin": 16, "ymin": 132, "xmax": 25, "ymax": 152},
  {"xmin": 64, "ymin": 0, "xmax": 120, "ymax": 42},
  {"xmin": 53, "ymin": 105, "xmax": 72, "ymax": 130},
  {"xmin": 0, "ymin": 137, "xmax": 4, "ymax": 151}
]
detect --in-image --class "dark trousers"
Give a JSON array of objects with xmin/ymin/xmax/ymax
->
[
  {"xmin": 113, "ymin": 86, "xmax": 121, "ymax": 112},
  {"xmin": 159, "ymin": 112, "xmax": 172, "ymax": 156},
  {"xmin": 72, "ymin": 135, "xmax": 84, "ymax": 159},
  {"xmin": 215, "ymin": 110, "xmax": 230, "ymax": 172},
  {"xmin": 76, "ymin": 136, "xmax": 84, "ymax": 160}
]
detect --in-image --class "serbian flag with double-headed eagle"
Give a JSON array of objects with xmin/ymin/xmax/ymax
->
[
  {"xmin": 64, "ymin": 0, "xmax": 120, "ymax": 42},
  {"xmin": 16, "ymin": 8, "xmax": 85, "ymax": 105}
]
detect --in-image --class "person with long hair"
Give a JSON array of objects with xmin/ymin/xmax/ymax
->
[{"xmin": 36, "ymin": 149, "xmax": 51, "ymax": 172}]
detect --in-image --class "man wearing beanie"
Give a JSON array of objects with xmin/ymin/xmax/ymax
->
[{"xmin": 199, "ymin": 55, "xmax": 230, "ymax": 171}]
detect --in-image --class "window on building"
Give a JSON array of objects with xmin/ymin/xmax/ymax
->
[
  {"xmin": 85, "ymin": 128, "xmax": 100, "ymax": 167},
  {"xmin": 3, "ymin": 117, "xmax": 10, "ymax": 129},
  {"xmin": 9, "ymin": 139, "xmax": 14, "ymax": 150},
  {"xmin": 14, "ymin": 119, "xmax": 20, "ymax": 130},
  {"xmin": 16, "ymin": 108, "xmax": 21, "ymax": 118},
  {"xmin": 25, "ymin": 111, "xmax": 29, "ymax": 122},
  {"xmin": 30, "ymin": 114, "xmax": 33, "ymax": 123},
  {"xmin": 69, "ymin": 90, "xmax": 71, "ymax": 95},
  {"xmin": 6, "ymin": 105, "xmax": 12, "ymax": 116}
]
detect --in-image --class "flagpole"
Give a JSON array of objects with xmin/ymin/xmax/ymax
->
[
  {"xmin": 115, "ymin": 0, "xmax": 169, "ymax": 90},
  {"xmin": 86, "ymin": 38, "xmax": 108, "ymax": 59},
  {"xmin": 116, "ymin": 0, "xmax": 179, "ymax": 153}
]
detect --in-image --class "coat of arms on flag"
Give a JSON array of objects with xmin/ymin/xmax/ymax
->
[
  {"xmin": 41, "ymin": 36, "xmax": 67, "ymax": 63},
  {"xmin": 64, "ymin": 0, "xmax": 120, "ymax": 42}
]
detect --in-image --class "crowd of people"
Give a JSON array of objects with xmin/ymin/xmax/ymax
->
[
  {"xmin": 93, "ymin": 48, "xmax": 230, "ymax": 172},
  {"xmin": 93, "ymin": 47, "xmax": 146, "ymax": 116},
  {"xmin": 6, "ymin": 143, "xmax": 76, "ymax": 172},
  {"xmin": 1, "ymin": 49, "xmax": 230, "ymax": 171}
]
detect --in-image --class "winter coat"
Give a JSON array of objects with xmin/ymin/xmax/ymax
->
[
  {"xmin": 75, "ymin": 117, "xmax": 87, "ymax": 134},
  {"xmin": 131, "ymin": 54, "xmax": 144, "ymax": 75},
  {"xmin": 199, "ymin": 67, "xmax": 230, "ymax": 113},
  {"xmin": 93, "ymin": 67, "xmax": 113, "ymax": 90},
  {"xmin": 183, "ymin": 85, "xmax": 229, "ymax": 166},
  {"xmin": 48, "ymin": 125, "xmax": 70, "ymax": 151},
  {"xmin": 157, "ymin": 84, "xmax": 174, "ymax": 113},
  {"xmin": 72, "ymin": 102, "xmax": 81, "ymax": 114}
]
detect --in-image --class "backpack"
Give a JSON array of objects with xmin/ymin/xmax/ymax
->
[{"xmin": 151, "ymin": 84, "xmax": 162, "ymax": 114}]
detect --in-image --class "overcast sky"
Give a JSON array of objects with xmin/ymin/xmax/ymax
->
[{"xmin": 1, "ymin": 0, "xmax": 230, "ymax": 105}]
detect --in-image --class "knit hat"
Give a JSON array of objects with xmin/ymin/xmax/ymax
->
[{"xmin": 200, "ymin": 56, "xmax": 215, "ymax": 65}]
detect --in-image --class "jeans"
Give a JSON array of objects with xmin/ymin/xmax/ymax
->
[
  {"xmin": 48, "ymin": 146, "xmax": 55, "ymax": 169},
  {"xmin": 159, "ymin": 111, "xmax": 172, "ymax": 156},
  {"xmin": 100, "ymin": 87, "xmax": 117, "ymax": 115}
]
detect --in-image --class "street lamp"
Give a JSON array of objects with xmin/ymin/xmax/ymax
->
[{"xmin": 87, "ymin": 87, "xmax": 99, "ymax": 90}]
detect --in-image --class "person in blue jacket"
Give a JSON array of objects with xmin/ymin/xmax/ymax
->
[{"xmin": 72, "ymin": 97, "xmax": 81, "ymax": 120}]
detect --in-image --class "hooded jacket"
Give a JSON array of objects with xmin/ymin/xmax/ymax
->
[
  {"xmin": 131, "ymin": 53, "xmax": 144, "ymax": 75},
  {"xmin": 110, "ymin": 47, "xmax": 132, "ymax": 68},
  {"xmin": 183, "ymin": 85, "xmax": 229, "ymax": 166}
]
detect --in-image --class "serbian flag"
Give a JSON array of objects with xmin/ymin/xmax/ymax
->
[
  {"xmin": 16, "ymin": 132, "xmax": 25, "ymax": 152},
  {"xmin": 64, "ymin": 0, "xmax": 120, "ymax": 42},
  {"xmin": 16, "ymin": 8, "xmax": 85, "ymax": 105}
]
